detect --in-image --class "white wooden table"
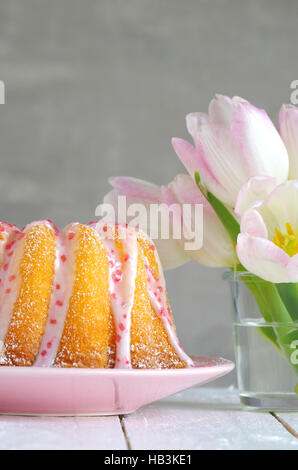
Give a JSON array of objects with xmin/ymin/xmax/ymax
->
[{"xmin": 0, "ymin": 387, "xmax": 297, "ymax": 450}]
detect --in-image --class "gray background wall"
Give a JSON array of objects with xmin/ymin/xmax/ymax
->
[{"xmin": 0, "ymin": 0, "xmax": 297, "ymax": 384}]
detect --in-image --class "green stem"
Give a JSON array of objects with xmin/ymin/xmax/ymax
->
[
  {"xmin": 276, "ymin": 283, "xmax": 298, "ymax": 322},
  {"xmin": 243, "ymin": 275, "xmax": 298, "ymax": 375}
]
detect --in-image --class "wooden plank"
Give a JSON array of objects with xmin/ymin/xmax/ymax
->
[
  {"xmin": 123, "ymin": 387, "xmax": 298, "ymax": 450},
  {"xmin": 0, "ymin": 415, "xmax": 127, "ymax": 450}
]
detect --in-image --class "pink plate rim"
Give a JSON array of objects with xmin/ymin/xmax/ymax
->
[{"xmin": 0, "ymin": 356, "xmax": 234, "ymax": 415}]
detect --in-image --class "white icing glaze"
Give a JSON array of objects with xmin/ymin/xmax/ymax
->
[
  {"xmin": 95, "ymin": 224, "xmax": 138, "ymax": 369},
  {"xmin": 34, "ymin": 223, "xmax": 78, "ymax": 367},
  {"xmin": 0, "ymin": 225, "xmax": 22, "ymax": 364}
]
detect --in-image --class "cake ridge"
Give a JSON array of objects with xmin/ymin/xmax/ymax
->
[
  {"xmin": 0, "ymin": 220, "xmax": 194, "ymax": 368},
  {"xmin": 34, "ymin": 222, "xmax": 78, "ymax": 366}
]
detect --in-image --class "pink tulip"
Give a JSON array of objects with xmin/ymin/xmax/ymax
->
[
  {"xmin": 104, "ymin": 175, "xmax": 237, "ymax": 269},
  {"xmin": 172, "ymin": 95, "xmax": 289, "ymax": 207},
  {"xmin": 164, "ymin": 174, "xmax": 237, "ymax": 267},
  {"xmin": 279, "ymin": 104, "xmax": 298, "ymax": 179},
  {"xmin": 236, "ymin": 179, "xmax": 298, "ymax": 283},
  {"xmin": 103, "ymin": 176, "xmax": 190, "ymax": 270}
]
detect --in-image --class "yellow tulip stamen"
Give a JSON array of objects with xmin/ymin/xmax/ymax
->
[{"xmin": 273, "ymin": 222, "xmax": 298, "ymax": 257}]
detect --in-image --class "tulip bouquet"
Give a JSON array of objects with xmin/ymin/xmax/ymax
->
[{"xmin": 103, "ymin": 95, "xmax": 298, "ymax": 401}]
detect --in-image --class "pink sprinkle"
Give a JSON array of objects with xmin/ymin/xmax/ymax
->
[
  {"xmin": 50, "ymin": 319, "xmax": 57, "ymax": 324},
  {"xmin": 3, "ymin": 264, "xmax": 8, "ymax": 271},
  {"xmin": 60, "ymin": 254, "xmax": 67, "ymax": 263},
  {"xmin": 103, "ymin": 225, "xmax": 107, "ymax": 232},
  {"xmin": 123, "ymin": 254, "xmax": 130, "ymax": 262},
  {"xmin": 18, "ymin": 233, "xmax": 25, "ymax": 241},
  {"xmin": 41, "ymin": 350, "xmax": 47, "ymax": 357},
  {"xmin": 68, "ymin": 231, "xmax": 75, "ymax": 240},
  {"xmin": 56, "ymin": 300, "xmax": 63, "ymax": 307},
  {"xmin": 157, "ymin": 286, "xmax": 163, "ymax": 293},
  {"xmin": 47, "ymin": 342, "xmax": 52, "ymax": 349},
  {"xmin": 111, "ymin": 293, "xmax": 116, "ymax": 299},
  {"xmin": 116, "ymin": 358, "xmax": 120, "ymax": 363},
  {"xmin": 123, "ymin": 314, "xmax": 127, "ymax": 319},
  {"xmin": 56, "ymin": 284, "xmax": 61, "ymax": 290},
  {"xmin": 160, "ymin": 308, "xmax": 165, "ymax": 316},
  {"xmin": 6, "ymin": 240, "xmax": 16, "ymax": 250},
  {"xmin": 8, "ymin": 251, "xmax": 13, "ymax": 257},
  {"xmin": 112, "ymin": 270, "xmax": 122, "ymax": 283},
  {"xmin": 0, "ymin": 226, "xmax": 5, "ymax": 232},
  {"xmin": 116, "ymin": 334, "xmax": 121, "ymax": 343},
  {"xmin": 5, "ymin": 288, "xmax": 11, "ymax": 294},
  {"xmin": 9, "ymin": 275, "xmax": 16, "ymax": 282},
  {"xmin": 125, "ymin": 360, "xmax": 129, "ymax": 365},
  {"xmin": 119, "ymin": 322, "xmax": 125, "ymax": 332},
  {"xmin": 150, "ymin": 244, "xmax": 155, "ymax": 251}
]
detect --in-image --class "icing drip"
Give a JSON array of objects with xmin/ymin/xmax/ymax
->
[
  {"xmin": 34, "ymin": 223, "xmax": 78, "ymax": 367},
  {"xmin": 0, "ymin": 225, "xmax": 22, "ymax": 364},
  {"xmin": 142, "ymin": 240, "xmax": 194, "ymax": 368},
  {"xmin": 96, "ymin": 224, "xmax": 138, "ymax": 368}
]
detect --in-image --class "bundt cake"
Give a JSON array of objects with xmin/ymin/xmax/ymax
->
[{"xmin": 0, "ymin": 220, "xmax": 193, "ymax": 369}]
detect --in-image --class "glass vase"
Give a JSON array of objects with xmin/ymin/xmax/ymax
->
[{"xmin": 224, "ymin": 271, "xmax": 298, "ymax": 411}]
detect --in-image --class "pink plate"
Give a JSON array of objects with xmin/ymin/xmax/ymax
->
[{"xmin": 0, "ymin": 356, "xmax": 234, "ymax": 415}]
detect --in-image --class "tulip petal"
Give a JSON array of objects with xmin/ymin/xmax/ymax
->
[
  {"xmin": 166, "ymin": 174, "xmax": 237, "ymax": 267},
  {"xmin": 194, "ymin": 122, "xmax": 248, "ymax": 205},
  {"xmin": 208, "ymin": 94, "xmax": 234, "ymax": 125},
  {"xmin": 231, "ymin": 101, "xmax": 289, "ymax": 183},
  {"xmin": 240, "ymin": 209, "xmax": 268, "ymax": 239},
  {"xmin": 258, "ymin": 180, "xmax": 298, "ymax": 240},
  {"xmin": 287, "ymin": 254, "xmax": 298, "ymax": 282},
  {"xmin": 109, "ymin": 176, "xmax": 161, "ymax": 202},
  {"xmin": 237, "ymin": 233, "xmax": 290, "ymax": 283},
  {"xmin": 171, "ymin": 137, "xmax": 231, "ymax": 205},
  {"xmin": 168, "ymin": 174, "xmax": 212, "ymax": 211},
  {"xmin": 208, "ymin": 95, "xmax": 246, "ymax": 126},
  {"xmin": 279, "ymin": 104, "xmax": 298, "ymax": 179},
  {"xmin": 235, "ymin": 176, "xmax": 278, "ymax": 217},
  {"xmin": 186, "ymin": 112, "xmax": 208, "ymax": 139}
]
